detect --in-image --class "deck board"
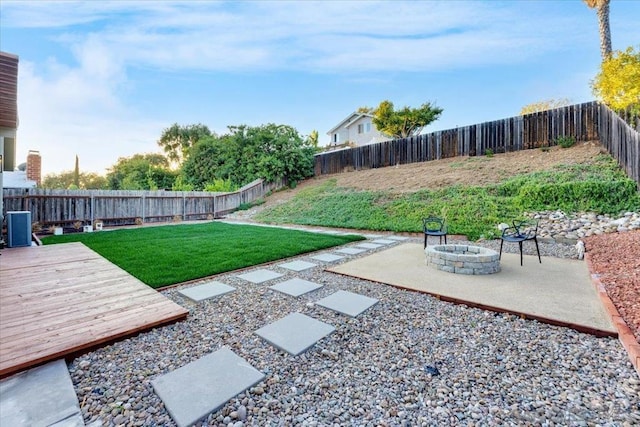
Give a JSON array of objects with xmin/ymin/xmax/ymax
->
[{"xmin": 0, "ymin": 242, "xmax": 188, "ymax": 377}]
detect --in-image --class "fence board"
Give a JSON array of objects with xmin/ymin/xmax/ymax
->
[
  {"xmin": 2, "ymin": 178, "xmax": 286, "ymax": 229},
  {"xmin": 313, "ymin": 102, "xmax": 639, "ymax": 189}
]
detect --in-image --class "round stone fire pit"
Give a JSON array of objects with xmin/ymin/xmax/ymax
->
[{"xmin": 425, "ymin": 244, "xmax": 500, "ymax": 275}]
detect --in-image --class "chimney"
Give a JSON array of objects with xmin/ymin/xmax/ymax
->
[{"xmin": 27, "ymin": 150, "xmax": 41, "ymax": 186}]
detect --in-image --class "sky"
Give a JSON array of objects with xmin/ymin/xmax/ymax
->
[{"xmin": 1, "ymin": 0, "xmax": 639, "ymax": 177}]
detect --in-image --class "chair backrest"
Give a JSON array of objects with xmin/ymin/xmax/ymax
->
[
  {"xmin": 423, "ymin": 216, "xmax": 445, "ymax": 232},
  {"xmin": 513, "ymin": 219, "xmax": 538, "ymax": 238}
]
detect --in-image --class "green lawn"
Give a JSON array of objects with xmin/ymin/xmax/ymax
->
[{"xmin": 42, "ymin": 222, "xmax": 364, "ymax": 288}]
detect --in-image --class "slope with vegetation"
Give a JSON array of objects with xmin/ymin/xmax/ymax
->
[{"xmin": 254, "ymin": 143, "xmax": 640, "ymax": 240}]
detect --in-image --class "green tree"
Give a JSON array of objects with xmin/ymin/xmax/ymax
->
[
  {"xmin": 520, "ymin": 98, "xmax": 572, "ymax": 115},
  {"xmin": 228, "ymin": 124, "xmax": 316, "ymax": 185},
  {"xmin": 41, "ymin": 171, "xmax": 108, "ymax": 189},
  {"xmin": 73, "ymin": 155, "xmax": 80, "ymax": 187},
  {"xmin": 180, "ymin": 136, "xmax": 232, "ymax": 190},
  {"xmin": 179, "ymin": 124, "xmax": 315, "ymax": 190},
  {"xmin": 157, "ymin": 123, "xmax": 212, "ymax": 165},
  {"xmin": 584, "ymin": 0, "xmax": 612, "ymax": 60},
  {"xmin": 591, "ymin": 46, "xmax": 640, "ymax": 114},
  {"xmin": 107, "ymin": 153, "xmax": 177, "ymax": 190},
  {"xmin": 308, "ymin": 130, "xmax": 319, "ymax": 148},
  {"xmin": 372, "ymin": 100, "xmax": 443, "ymax": 139}
]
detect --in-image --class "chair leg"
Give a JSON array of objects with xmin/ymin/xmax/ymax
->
[
  {"xmin": 424, "ymin": 234, "xmax": 427, "ymax": 249},
  {"xmin": 499, "ymin": 239, "xmax": 504, "ymax": 260},
  {"xmin": 444, "ymin": 235, "xmax": 447, "ymax": 244},
  {"xmin": 534, "ymin": 237, "xmax": 541, "ymax": 263},
  {"xmin": 518, "ymin": 241, "xmax": 523, "ymax": 266}
]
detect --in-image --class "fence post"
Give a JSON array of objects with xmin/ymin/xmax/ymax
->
[
  {"xmin": 90, "ymin": 193, "xmax": 94, "ymax": 225},
  {"xmin": 142, "ymin": 194, "xmax": 145, "ymax": 223},
  {"xmin": 183, "ymin": 194, "xmax": 186, "ymax": 221}
]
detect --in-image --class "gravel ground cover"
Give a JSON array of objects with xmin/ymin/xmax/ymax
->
[{"xmin": 70, "ymin": 236, "xmax": 640, "ymax": 426}]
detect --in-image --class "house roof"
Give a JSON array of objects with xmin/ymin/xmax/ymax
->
[
  {"xmin": 326, "ymin": 112, "xmax": 374, "ymax": 135},
  {"xmin": 2, "ymin": 171, "xmax": 36, "ymax": 189}
]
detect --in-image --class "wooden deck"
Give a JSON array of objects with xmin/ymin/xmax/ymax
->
[{"xmin": 0, "ymin": 242, "xmax": 189, "ymax": 378}]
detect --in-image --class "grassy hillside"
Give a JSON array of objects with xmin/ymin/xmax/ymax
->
[{"xmin": 255, "ymin": 150, "xmax": 640, "ymax": 240}]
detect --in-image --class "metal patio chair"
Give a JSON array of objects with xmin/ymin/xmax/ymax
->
[
  {"xmin": 499, "ymin": 219, "xmax": 541, "ymax": 266},
  {"xmin": 423, "ymin": 216, "xmax": 447, "ymax": 248}
]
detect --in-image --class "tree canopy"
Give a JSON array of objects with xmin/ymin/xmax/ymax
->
[
  {"xmin": 519, "ymin": 98, "xmax": 572, "ymax": 115},
  {"xmin": 371, "ymin": 100, "xmax": 443, "ymax": 139},
  {"xmin": 591, "ymin": 46, "xmax": 640, "ymax": 114},
  {"xmin": 41, "ymin": 171, "xmax": 108, "ymax": 189},
  {"xmin": 157, "ymin": 123, "xmax": 212, "ymax": 165},
  {"xmin": 180, "ymin": 124, "xmax": 316, "ymax": 190},
  {"xmin": 106, "ymin": 153, "xmax": 177, "ymax": 190}
]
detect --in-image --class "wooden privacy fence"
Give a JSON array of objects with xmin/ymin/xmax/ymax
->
[
  {"xmin": 2, "ymin": 178, "xmax": 285, "ymax": 228},
  {"xmin": 598, "ymin": 107, "xmax": 640, "ymax": 186},
  {"xmin": 314, "ymin": 101, "xmax": 639, "ymax": 188}
]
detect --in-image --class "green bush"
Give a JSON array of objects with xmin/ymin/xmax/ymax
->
[
  {"xmin": 237, "ymin": 199, "xmax": 265, "ymax": 211},
  {"xmin": 204, "ymin": 178, "xmax": 237, "ymax": 192},
  {"xmin": 556, "ymin": 136, "xmax": 576, "ymax": 148},
  {"xmin": 514, "ymin": 179, "xmax": 640, "ymax": 213}
]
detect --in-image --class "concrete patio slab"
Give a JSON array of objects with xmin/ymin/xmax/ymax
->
[
  {"xmin": 254, "ymin": 313, "xmax": 335, "ymax": 356},
  {"xmin": 0, "ymin": 359, "xmax": 84, "ymax": 427},
  {"xmin": 387, "ymin": 236, "xmax": 410, "ymax": 241},
  {"xmin": 316, "ymin": 290, "xmax": 379, "ymax": 318},
  {"xmin": 327, "ymin": 243, "xmax": 616, "ymax": 335},
  {"xmin": 355, "ymin": 243, "xmax": 384, "ymax": 249},
  {"xmin": 270, "ymin": 278, "xmax": 323, "ymax": 297},
  {"xmin": 335, "ymin": 247, "xmax": 366, "ymax": 255},
  {"xmin": 311, "ymin": 253, "xmax": 345, "ymax": 262},
  {"xmin": 279, "ymin": 260, "xmax": 318, "ymax": 272},
  {"xmin": 151, "ymin": 347, "xmax": 264, "ymax": 427},
  {"xmin": 371, "ymin": 239, "xmax": 396, "ymax": 245},
  {"xmin": 178, "ymin": 281, "xmax": 236, "ymax": 302},
  {"xmin": 237, "ymin": 269, "xmax": 283, "ymax": 284}
]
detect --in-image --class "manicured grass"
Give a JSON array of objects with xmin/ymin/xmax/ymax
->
[
  {"xmin": 42, "ymin": 222, "xmax": 364, "ymax": 288},
  {"xmin": 255, "ymin": 155, "xmax": 640, "ymax": 240}
]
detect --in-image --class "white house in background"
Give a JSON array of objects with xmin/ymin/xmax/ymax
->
[{"xmin": 326, "ymin": 112, "xmax": 391, "ymax": 147}]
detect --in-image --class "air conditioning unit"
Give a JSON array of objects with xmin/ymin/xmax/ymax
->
[{"xmin": 7, "ymin": 211, "xmax": 32, "ymax": 248}]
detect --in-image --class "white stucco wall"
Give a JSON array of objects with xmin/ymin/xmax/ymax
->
[{"xmin": 327, "ymin": 112, "xmax": 390, "ymax": 147}]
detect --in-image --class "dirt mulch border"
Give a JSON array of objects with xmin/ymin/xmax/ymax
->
[{"xmin": 585, "ymin": 252, "xmax": 640, "ymax": 378}]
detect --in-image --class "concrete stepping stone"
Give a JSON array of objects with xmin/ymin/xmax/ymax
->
[
  {"xmin": 387, "ymin": 236, "xmax": 409, "ymax": 241},
  {"xmin": 316, "ymin": 290, "xmax": 379, "ymax": 317},
  {"xmin": 362, "ymin": 234, "xmax": 383, "ymax": 239},
  {"xmin": 151, "ymin": 347, "xmax": 264, "ymax": 427},
  {"xmin": 0, "ymin": 359, "xmax": 84, "ymax": 427},
  {"xmin": 178, "ymin": 281, "xmax": 236, "ymax": 302},
  {"xmin": 254, "ymin": 313, "xmax": 335, "ymax": 356},
  {"xmin": 279, "ymin": 260, "xmax": 317, "ymax": 272},
  {"xmin": 354, "ymin": 243, "xmax": 384, "ymax": 249},
  {"xmin": 237, "ymin": 269, "xmax": 283, "ymax": 284},
  {"xmin": 310, "ymin": 253, "xmax": 344, "ymax": 262},
  {"xmin": 371, "ymin": 239, "xmax": 396, "ymax": 245},
  {"xmin": 269, "ymin": 278, "xmax": 323, "ymax": 297},
  {"xmin": 335, "ymin": 247, "xmax": 366, "ymax": 255}
]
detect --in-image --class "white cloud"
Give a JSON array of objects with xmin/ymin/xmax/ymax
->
[
  {"xmin": 16, "ymin": 57, "xmax": 162, "ymax": 176},
  {"xmin": 4, "ymin": 0, "xmax": 638, "ymax": 176},
  {"xmin": 3, "ymin": 0, "xmax": 591, "ymax": 73}
]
